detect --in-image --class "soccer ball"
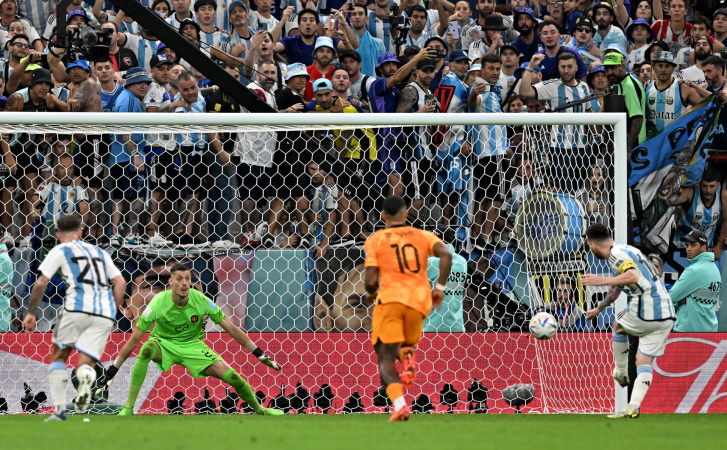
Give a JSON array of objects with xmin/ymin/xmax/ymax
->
[{"xmin": 529, "ymin": 312, "xmax": 558, "ymax": 340}]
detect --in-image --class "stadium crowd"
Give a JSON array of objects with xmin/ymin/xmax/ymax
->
[{"xmin": 0, "ymin": 0, "xmax": 726, "ymax": 333}]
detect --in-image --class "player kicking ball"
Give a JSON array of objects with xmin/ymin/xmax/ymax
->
[
  {"xmin": 581, "ymin": 223, "xmax": 675, "ymax": 419},
  {"xmin": 96, "ymin": 263, "xmax": 283, "ymax": 416},
  {"xmin": 23, "ymin": 214, "xmax": 127, "ymax": 421},
  {"xmin": 364, "ymin": 195, "xmax": 452, "ymax": 421}
]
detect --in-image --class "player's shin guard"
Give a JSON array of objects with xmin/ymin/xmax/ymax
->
[
  {"xmin": 386, "ymin": 382, "xmax": 406, "ymax": 412},
  {"xmin": 125, "ymin": 340, "xmax": 159, "ymax": 410},
  {"xmin": 222, "ymin": 368, "xmax": 261, "ymax": 413},
  {"xmin": 49, "ymin": 361, "xmax": 68, "ymax": 415},
  {"xmin": 628, "ymin": 365, "xmax": 653, "ymax": 410},
  {"xmin": 612, "ymin": 330, "xmax": 629, "ymax": 378}
]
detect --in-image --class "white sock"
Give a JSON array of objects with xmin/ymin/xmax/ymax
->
[
  {"xmin": 612, "ymin": 332, "xmax": 629, "ymax": 378},
  {"xmin": 77, "ymin": 364, "xmax": 97, "ymax": 389},
  {"xmin": 628, "ymin": 365, "xmax": 653, "ymax": 410},
  {"xmin": 393, "ymin": 396, "xmax": 407, "ymax": 412},
  {"xmin": 48, "ymin": 362, "xmax": 68, "ymax": 414}
]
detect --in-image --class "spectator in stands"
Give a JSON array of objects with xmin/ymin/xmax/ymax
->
[
  {"xmin": 670, "ymin": 229, "xmax": 721, "ymax": 332},
  {"xmin": 16, "ymin": 0, "xmax": 52, "ymax": 39},
  {"xmin": 2, "ymin": 34, "xmax": 30, "ymax": 91},
  {"xmin": 626, "ymin": 18, "xmax": 654, "ymax": 72},
  {"xmin": 603, "ymin": 52, "xmax": 646, "ymax": 152},
  {"xmin": 500, "ymin": 153, "xmax": 536, "ymax": 236},
  {"xmin": 95, "ymin": 59, "xmax": 122, "ymax": 112},
  {"xmin": 544, "ymin": 0, "xmax": 567, "ymax": 35},
  {"xmin": 39, "ymin": 134, "xmax": 71, "ymax": 180},
  {"xmin": 399, "ymin": 4, "xmax": 448, "ymax": 54},
  {"xmin": 534, "ymin": 20, "xmax": 587, "ymax": 81},
  {"xmin": 42, "ymin": 4, "xmax": 98, "ymax": 46},
  {"xmin": 714, "ymin": 9, "xmax": 727, "ymax": 47},
  {"xmin": 305, "ymin": 36, "xmax": 336, "ymax": 99},
  {"xmin": 248, "ymin": 0, "xmax": 283, "ymax": 33},
  {"xmin": 221, "ymin": 0, "xmax": 254, "ymax": 72},
  {"xmin": 274, "ymin": 9, "xmax": 357, "ymax": 66},
  {"xmin": 348, "ymin": 4, "xmax": 385, "ymax": 77},
  {"xmin": 702, "ymin": 56, "xmax": 727, "ymax": 160},
  {"xmin": 313, "ymin": 262, "xmax": 371, "ymax": 332},
  {"xmin": 153, "ymin": 0, "xmax": 171, "ymax": 19},
  {"xmin": 544, "ymin": 275, "xmax": 586, "ymax": 331},
  {"xmin": 675, "ymin": 17, "xmax": 723, "ymax": 69},
  {"xmin": 194, "ymin": 0, "xmax": 230, "ymax": 50},
  {"xmin": 520, "ymin": 51, "xmax": 591, "ymax": 193},
  {"xmin": 511, "ymin": 8, "xmax": 542, "ymax": 65},
  {"xmin": 468, "ymin": 54, "xmax": 508, "ymax": 253},
  {"xmin": 467, "ymin": 14, "xmax": 507, "ymax": 62},
  {"xmin": 1, "ymin": 0, "xmax": 42, "ymax": 51},
  {"xmin": 98, "ymin": 21, "xmax": 138, "ymax": 75},
  {"xmin": 576, "ymin": 166, "xmax": 610, "ymax": 225},
  {"xmin": 638, "ymin": 61, "xmax": 652, "ymax": 86},
  {"xmin": 116, "ymin": 17, "xmax": 162, "ymax": 73},
  {"xmin": 243, "ymin": 31, "xmax": 288, "ymax": 89},
  {"xmin": 680, "ymin": 37, "xmax": 712, "ymax": 85},
  {"xmin": 644, "ymin": 51, "xmax": 703, "ymax": 138},
  {"xmin": 648, "ymin": 253, "xmax": 673, "ymax": 290},
  {"xmin": 462, "ymin": 0, "xmax": 516, "ymax": 55},
  {"xmin": 497, "ymin": 44, "xmax": 518, "ymax": 97},
  {"xmin": 465, "ymin": 63, "xmax": 482, "ymax": 86},
  {"xmin": 0, "ymin": 222, "xmax": 12, "ymax": 332},
  {"xmin": 32, "ymin": 153, "xmax": 89, "ymax": 226},
  {"xmin": 587, "ymin": 65, "xmax": 608, "ymax": 112},
  {"xmin": 672, "ymin": 169, "xmax": 727, "ymax": 257},
  {"xmin": 166, "ymin": 0, "xmax": 195, "ymax": 29},
  {"xmin": 592, "ymin": 2, "xmax": 628, "ymax": 54},
  {"xmin": 340, "ymin": 50, "xmax": 373, "ymax": 107},
  {"xmin": 301, "ymin": 160, "xmax": 339, "ymax": 258},
  {"xmin": 109, "ymin": 68, "xmax": 151, "ymax": 247},
  {"xmin": 651, "ymin": 0, "xmax": 691, "ymax": 47}
]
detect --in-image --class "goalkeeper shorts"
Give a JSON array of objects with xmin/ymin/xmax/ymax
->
[
  {"xmin": 152, "ymin": 338, "xmax": 224, "ymax": 379},
  {"xmin": 371, "ymin": 301, "xmax": 425, "ymax": 347}
]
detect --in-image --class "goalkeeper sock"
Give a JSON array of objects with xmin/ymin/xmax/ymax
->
[
  {"xmin": 386, "ymin": 383, "xmax": 405, "ymax": 412},
  {"xmin": 222, "ymin": 368, "xmax": 262, "ymax": 413},
  {"xmin": 628, "ymin": 365, "xmax": 653, "ymax": 410},
  {"xmin": 612, "ymin": 331, "xmax": 629, "ymax": 378},
  {"xmin": 125, "ymin": 340, "xmax": 159, "ymax": 410},
  {"xmin": 49, "ymin": 361, "xmax": 68, "ymax": 415}
]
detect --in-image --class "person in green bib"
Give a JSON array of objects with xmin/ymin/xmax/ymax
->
[
  {"xmin": 0, "ymin": 237, "xmax": 13, "ymax": 332},
  {"xmin": 423, "ymin": 244, "xmax": 467, "ymax": 332},
  {"xmin": 603, "ymin": 52, "xmax": 647, "ymax": 152},
  {"xmin": 97, "ymin": 263, "xmax": 284, "ymax": 416}
]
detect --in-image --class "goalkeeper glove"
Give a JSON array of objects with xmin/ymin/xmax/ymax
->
[
  {"xmin": 253, "ymin": 348, "xmax": 282, "ymax": 371},
  {"xmin": 94, "ymin": 364, "xmax": 119, "ymax": 398}
]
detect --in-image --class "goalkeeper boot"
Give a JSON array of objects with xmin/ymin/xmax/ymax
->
[
  {"xmin": 389, "ymin": 405, "xmax": 410, "ymax": 422},
  {"xmin": 399, "ymin": 347, "xmax": 417, "ymax": 388},
  {"xmin": 118, "ymin": 407, "xmax": 134, "ymax": 416},
  {"xmin": 45, "ymin": 411, "xmax": 68, "ymax": 422},
  {"xmin": 258, "ymin": 408, "xmax": 284, "ymax": 416},
  {"xmin": 607, "ymin": 408, "xmax": 640, "ymax": 419},
  {"xmin": 612, "ymin": 367, "xmax": 630, "ymax": 388}
]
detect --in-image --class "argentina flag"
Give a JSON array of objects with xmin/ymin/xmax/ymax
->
[{"xmin": 630, "ymin": 95, "xmax": 722, "ymax": 253}]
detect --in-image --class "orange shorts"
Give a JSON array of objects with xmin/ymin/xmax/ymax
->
[{"xmin": 371, "ymin": 301, "xmax": 425, "ymax": 346}]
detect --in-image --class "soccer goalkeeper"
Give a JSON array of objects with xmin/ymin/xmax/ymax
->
[{"xmin": 98, "ymin": 263, "xmax": 283, "ymax": 416}]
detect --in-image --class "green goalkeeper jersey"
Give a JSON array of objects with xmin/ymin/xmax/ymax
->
[{"xmin": 136, "ymin": 289, "xmax": 225, "ymax": 342}]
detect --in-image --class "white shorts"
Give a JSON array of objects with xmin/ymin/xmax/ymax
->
[
  {"xmin": 53, "ymin": 310, "xmax": 114, "ymax": 361},
  {"xmin": 616, "ymin": 311, "xmax": 674, "ymax": 358}
]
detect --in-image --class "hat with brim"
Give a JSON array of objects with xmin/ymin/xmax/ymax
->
[
  {"xmin": 514, "ymin": 61, "xmax": 541, "ymax": 79},
  {"xmin": 626, "ymin": 18, "xmax": 656, "ymax": 44},
  {"xmin": 66, "ymin": 60, "xmax": 91, "ymax": 73},
  {"xmin": 179, "ymin": 18, "xmax": 201, "ymax": 34},
  {"xmin": 644, "ymin": 40, "xmax": 669, "ymax": 62},
  {"xmin": 482, "ymin": 14, "xmax": 507, "ymax": 31},
  {"xmin": 29, "ymin": 67, "xmax": 52, "ymax": 87},
  {"xmin": 602, "ymin": 52, "xmax": 625, "ymax": 66},
  {"xmin": 424, "ymin": 36, "xmax": 449, "ymax": 54},
  {"xmin": 314, "ymin": 36, "xmax": 336, "ymax": 53},
  {"xmin": 500, "ymin": 44, "xmax": 518, "ymax": 56},
  {"xmin": 25, "ymin": 63, "xmax": 40, "ymax": 72},
  {"xmin": 605, "ymin": 43, "xmax": 627, "ymax": 58},
  {"xmin": 681, "ymin": 228, "xmax": 708, "ymax": 246},
  {"xmin": 285, "ymin": 62, "xmax": 310, "ymax": 81},
  {"xmin": 228, "ymin": 0, "xmax": 248, "ymax": 14},
  {"xmin": 467, "ymin": 63, "xmax": 482, "ymax": 74},
  {"xmin": 312, "ymin": 78, "xmax": 333, "ymax": 92},
  {"xmin": 714, "ymin": 8, "xmax": 727, "ymax": 20},
  {"xmin": 339, "ymin": 50, "xmax": 361, "ymax": 63},
  {"xmin": 66, "ymin": 9, "xmax": 89, "ymax": 23},
  {"xmin": 124, "ymin": 67, "xmax": 152, "ymax": 86},
  {"xmin": 376, "ymin": 51, "xmax": 400, "ymax": 68},
  {"xmin": 514, "ymin": 7, "xmax": 537, "ymax": 24},
  {"xmin": 449, "ymin": 49, "xmax": 469, "ymax": 62},
  {"xmin": 652, "ymin": 50, "xmax": 677, "ymax": 66},
  {"xmin": 586, "ymin": 64, "xmax": 606, "ymax": 87},
  {"xmin": 592, "ymin": 2, "xmax": 616, "ymax": 18},
  {"xmin": 417, "ymin": 59, "xmax": 437, "ymax": 71},
  {"xmin": 150, "ymin": 54, "xmax": 174, "ymax": 68}
]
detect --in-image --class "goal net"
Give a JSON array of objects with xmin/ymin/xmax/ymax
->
[{"xmin": 0, "ymin": 112, "xmax": 627, "ymax": 414}]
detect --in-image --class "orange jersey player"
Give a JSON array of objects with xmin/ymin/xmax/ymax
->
[{"xmin": 363, "ymin": 195, "xmax": 452, "ymax": 422}]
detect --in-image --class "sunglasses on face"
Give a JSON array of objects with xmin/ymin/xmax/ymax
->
[
  {"xmin": 13, "ymin": 42, "xmax": 29, "ymax": 49},
  {"xmin": 576, "ymin": 26, "xmax": 593, "ymax": 33}
]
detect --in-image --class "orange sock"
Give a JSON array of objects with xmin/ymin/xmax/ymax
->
[{"xmin": 386, "ymin": 383, "xmax": 404, "ymax": 404}]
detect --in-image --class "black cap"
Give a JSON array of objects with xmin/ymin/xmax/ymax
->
[
  {"xmin": 681, "ymin": 229, "xmax": 709, "ymax": 246},
  {"xmin": 150, "ymin": 53, "xmax": 174, "ymax": 68},
  {"xmin": 339, "ymin": 50, "xmax": 361, "ymax": 63},
  {"xmin": 30, "ymin": 68, "xmax": 53, "ymax": 87},
  {"xmin": 417, "ymin": 59, "xmax": 437, "ymax": 70}
]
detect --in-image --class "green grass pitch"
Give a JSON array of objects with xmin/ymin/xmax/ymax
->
[{"xmin": 2, "ymin": 414, "xmax": 727, "ymax": 450}]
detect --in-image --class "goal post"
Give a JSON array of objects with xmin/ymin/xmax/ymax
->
[{"xmin": 0, "ymin": 112, "xmax": 628, "ymax": 414}]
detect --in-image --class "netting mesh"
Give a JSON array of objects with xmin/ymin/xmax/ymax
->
[{"xmin": 0, "ymin": 117, "xmax": 619, "ymax": 414}]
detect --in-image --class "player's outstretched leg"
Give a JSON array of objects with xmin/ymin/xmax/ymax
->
[
  {"xmin": 612, "ymin": 330, "xmax": 630, "ymax": 388},
  {"xmin": 220, "ymin": 368, "xmax": 283, "ymax": 416},
  {"xmin": 46, "ymin": 360, "xmax": 69, "ymax": 422},
  {"xmin": 375, "ymin": 342, "xmax": 409, "ymax": 422},
  {"xmin": 608, "ymin": 351, "xmax": 655, "ymax": 419},
  {"xmin": 119, "ymin": 339, "xmax": 161, "ymax": 416}
]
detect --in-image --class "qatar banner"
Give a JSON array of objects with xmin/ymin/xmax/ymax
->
[
  {"xmin": 1, "ymin": 332, "xmax": 617, "ymax": 414},
  {"xmin": 643, "ymin": 333, "xmax": 727, "ymax": 413}
]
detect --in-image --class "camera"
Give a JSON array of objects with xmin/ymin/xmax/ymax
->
[
  {"xmin": 49, "ymin": 25, "xmax": 112, "ymax": 62},
  {"xmin": 384, "ymin": 4, "xmax": 409, "ymax": 30}
]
